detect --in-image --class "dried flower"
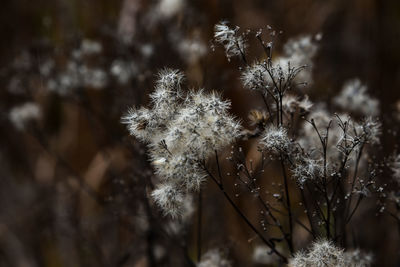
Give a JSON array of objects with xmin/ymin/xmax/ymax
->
[
  {"xmin": 151, "ymin": 183, "xmax": 185, "ymax": 218},
  {"xmin": 248, "ymin": 109, "xmax": 269, "ymax": 126},
  {"xmin": 292, "ymin": 156, "xmax": 324, "ymax": 184},
  {"xmin": 288, "ymin": 239, "xmax": 345, "ymax": 267},
  {"xmin": 241, "ymin": 61, "xmax": 268, "ymax": 91},
  {"xmin": 260, "ymin": 126, "xmax": 292, "ymax": 155},
  {"xmin": 214, "ymin": 21, "xmax": 247, "ymax": 60},
  {"xmin": 122, "ymin": 69, "xmax": 241, "ymax": 217}
]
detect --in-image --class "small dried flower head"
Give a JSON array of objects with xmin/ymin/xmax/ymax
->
[
  {"xmin": 156, "ymin": 68, "xmax": 184, "ymax": 88},
  {"xmin": 282, "ymin": 94, "xmax": 299, "ymax": 113},
  {"xmin": 298, "ymin": 95, "xmax": 313, "ymax": 113},
  {"xmin": 248, "ymin": 109, "xmax": 269, "ymax": 126},
  {"xmin": 292, "ymin": 156, "xmax": 324, "ymax": 184},
  {"xmin": 121, "ymin": 107, "xmax": 154, "ymax": 142},
  {"xmin": 241, "ymin": 61, "xmax": 268, "ymax": 91},
  {"xmin": 358, "ymin": 117, "xmax": 381, "ymax": 145},
  {"xmin": 288, "ymin": 239, "xmax": 345, "ymax": 267},
  {"xmin": 198, "ymin": 248, "xmax": 231, "ymax": 267},
  {"xmin": 281, "ymin": 94, "xmax": 313, "ymax": 115},
  {"xmin": 334, "ymin": 79, "xmax": 380, "ymax": 117},
  {"xmin": 214, "ymin": 21, "xmax": 247, "ymax": 60},
  {"xmin": 260, "ymin": 126, "xmax": 292, "ymax": 154}
]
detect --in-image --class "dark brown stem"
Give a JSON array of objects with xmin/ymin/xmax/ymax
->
[{"xmin": 202, "ymin": 162, "xmax": 288, "ymax": 263}]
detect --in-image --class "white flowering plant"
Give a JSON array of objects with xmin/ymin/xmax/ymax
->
[{"xmin": 120, "ymin": 21, "xmax": 390, "ymax": 265}]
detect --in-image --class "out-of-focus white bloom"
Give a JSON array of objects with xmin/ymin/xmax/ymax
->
[
  {"xmin": 122, "ymin": 69, "xmax": 241, "ymax": 217},
  {"xmin": 282, "ymin": 94, "xmax": 299, "ymax": 113},
  {"xmin": 80, "ymin": 66, "xmax": 108, "ymax": 89},
  {"xmin": 390, "ymin": 154, "xmax": 400, "ymax": 184},
  {"xmin": 110, "ymin": 60, "xmax": 137, "ymax": 85},
  {"xmin": 151, "ymin": 183, "xmax": 185, "ymax": 218},
  {"xmin": 214, "ymin": 21, "xmax": 247, "ymax": 60},
  {"xmin": 343, "ymin": 249, "xmax": 373, "ymax": 267},
  {"xmin": 284, "ymin": 35, "xmax": 318, "ymax": 63},
  {"xmin": 280, "ymin": 94, "xmax": 313, "ymax": 115},
  {"xmin": 252, "ymin": 245, "xmax": 278, "ymax": 264},
  {"xmin": 178, "ymin": 36, "xmax": 207, "ymax": 64},
  {"xmin": 39, "ymin": 58, "xmax": 55, "ymax": 77},
  {"xmin": 9, "ymin": 102, "xmax": 41, "ymax": 130},
  {"xmin": 72, "ymin": 39, "xmax": 102, "ymax": 59},
  {"xmin": 298, "ymin": 95, "xmax": 313, "ymax": 112},
  {"xmin": 80, "ymin": 39, "xmax": 102, "ymax": 55},
  {"xmin": 122, "ymin": 107, "xmax": 154, "ymax": 142},
  {"xmin": 48, "ymin": 60, "xmax": 109, "ymax": 94},
  {"xmin": 288, "ymin": 239, "xmax": 345, "ymax": 267},
  {"xmin": 158, "ymin": 0, "xmax": 184, "ymax": 18},
  {"xmin": 198, "ymin": 249, "xmax": 231, "ymax": 267},
  {"xmin": 141, "ymin": 44, "xmax": 154, "ymax": 57},
  {"xmin": 334, "ymin": 79, "xmax": 380, "ymax": 117},
  {"xmin": 276, "ymin": 35, "xmax": 318, "ymax": 85},
  {"xmin": 260, "ymin": 126, "xmax": 292, "ymax": 154}
]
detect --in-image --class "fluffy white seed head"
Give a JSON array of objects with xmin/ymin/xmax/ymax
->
[
  {"xmin": 292, "ymin": 156, "xmax": 324, "ymax": 184},
  {"xmin": 121, "ymin": 107, "xmax": 155, "ymax": 142},
  {"xmin": 281, "ymin": 95, "xmax": 313, "ymax": 115},
  {"xmin": 288, "ymin": 239, "xmax": 345, "ymax": 267},
  {"xmin": 241, "ymin": 61, "xmax": 268, "ymax": 91},
  {"xmin": 123, "ymin": 69, "xmax": 241, "ymax": 218},
  {"xmin": 214, "ymin": 21, "xmax": 247, "ymax": 60},
  {"xmin": 151, "ymin": 183, "xmax": 185, "ymax": 218},
  {"xmin": 260, "ymin": 126, "xmax": 292, "ymax": 154},
  {"xmin": 358, "ymin": 117, "xmax": 381, "ymax": 145}
]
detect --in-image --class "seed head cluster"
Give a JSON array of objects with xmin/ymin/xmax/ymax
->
[
  {"xmin": 214, "ymin": 21, "xmax": 247, "ymax": 60},
  {"xmin": 289, "ymin": 239, "xmax": 373, "ymax": 267},
  {"xmin": 122, "ymin": 69, "xmax": 241, "ymax": 217}
]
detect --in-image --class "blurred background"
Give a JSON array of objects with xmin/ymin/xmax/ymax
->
[{"xmin": 1, "ymin": 0, "xmax": 400, "ymax": 266}]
